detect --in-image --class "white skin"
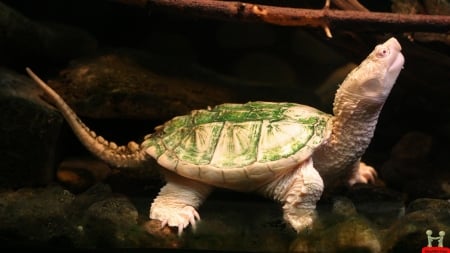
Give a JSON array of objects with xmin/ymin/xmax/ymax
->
[{"xmin": 26, "ymin": 37, "xmax": 404, "ymax": 235}]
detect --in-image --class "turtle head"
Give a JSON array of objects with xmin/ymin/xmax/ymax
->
[{"xmin": 339, "ymin": 37, "xmax": 404, "ymax": 102}]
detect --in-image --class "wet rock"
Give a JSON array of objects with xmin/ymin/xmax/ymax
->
[
  {"xmin": 46, "ymin": 49, "xmax": 319, "ymax": 120},
  {"xmin": 47, "ymin": 50, "xmax": 235, "ymax": 120},
  {"xmin": 290, "ymin": 206, "xmax": 381, "ymax": 253},
  {"xmin": 0, "ymin": 183, "xmax": 157, "ymax": 248},
  {"xmin": 82, "ymin": 195, "xmax": 140, "ymax": 247},
  {"xmin": 0, "ymin": 185, "xmax": 77, "ymax": 247},
  {"xmin": 331, "ymin": 196, "xmax": 358, "ymax": 217},
  {"xmin": 183, "ymin": 199, "xmax": 294, "ymax": 252},
  {"xmin": 384, "ymin": 198, "xmax": 450, "ymax": 253},
  {"xmin": 0, "ymin": 182, "xmax": 296, "ymax": 250},
  {"xmin": 0, "ymin": 1, "xmax": 96, "ymax": 66},
  {"xmin": 346, "ymin": 184, "xmax": 406, "ymax": 228},
  {"xmin": 1, "ymin": 182, "xmax": 447, "ymax": 251},
  {"xmin": 0, "ymin": 67, "xmax": 63, "ymax": 188},
  {"xmin": 70, "ymin": 182, "xmax": 114, "ymax": 211},
  {"xmin": 405, "ymin": 198, "xmax": 450, "ymax": 214}
]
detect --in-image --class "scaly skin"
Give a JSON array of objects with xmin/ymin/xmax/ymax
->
[
  {"xmin": 313, "ymin": 37, "xmax": 404, "ymax": 188},
  {"xmin": 26, "ymin": 37, "xmax": 404, "ymax": 235},
  {"xmin": 26, "ymin": 68, "xmax": 150, "ymax": 168}
]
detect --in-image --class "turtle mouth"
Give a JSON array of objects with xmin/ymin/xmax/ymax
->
[{"xmin": 388, "ymin": 52, "xmax": 404, "ymax": 73}]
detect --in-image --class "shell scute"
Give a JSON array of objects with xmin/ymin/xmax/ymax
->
[
  {"xmin": 258, "ymin": 120, "xmax": 314, "ymax": 162},
  {"xmin": 210, "ymin": 121, "xmax": 261, "ymax": 168},
  {"xmin": 176, "ymin": 122, "xmax": 224, "ymax": 164}
]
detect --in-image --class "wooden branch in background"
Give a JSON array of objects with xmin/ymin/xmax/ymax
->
[{"xmin": 115, "ymin": 0, "xmax": 450, "ymax": 37}]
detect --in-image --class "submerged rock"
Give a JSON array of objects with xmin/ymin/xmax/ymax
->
[
  {"xmin": 346, "ymin": 184, "xmax": 406, "ymax": 228},
  {"xmin": 0, "ymin": 183, "xmax": 162, "ymax": 248},
  {"xmin": 290, "ymin": 197, "xmax": 381, "ymax": 253},
  {"xmin": 0, "ymin": 181, "xmax": 448, "ymax": 251},
  {"xmin": 82, "ymin": 195, "xmax": 140, "ymax": 247},
  {"xmin": 182, "ymin": 198, "xmax": 294, "ymax": 252},
  {"xmin": 0, "ymin": 185, "xmax": 77, "ymax": 247},
  {"xmin": 0, "ymin": 68, "xmax": 63, "ymax": 188},
  {"xmin": 45, "ymin": 49, "xmax": 318, "ymax": 120}
]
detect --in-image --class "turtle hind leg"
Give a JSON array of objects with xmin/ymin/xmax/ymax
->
[
  {"xmin": 264, "ymin": 158, "xmax": 324, "ymax": 232},
  {"xmin": 149, "ymin": 171, "xmax": 212, "ymax": 235}
]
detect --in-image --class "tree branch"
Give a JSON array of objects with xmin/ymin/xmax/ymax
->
[{"xmin": 131, "ymin": 0, "xmax": 450, "ymax": 36}]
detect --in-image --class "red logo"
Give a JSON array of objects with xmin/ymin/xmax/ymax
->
[{"xmin": 422, "ymin": 230, "xmax": 450, "ymax": 253}]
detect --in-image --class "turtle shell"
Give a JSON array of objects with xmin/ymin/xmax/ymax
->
[{"xmin": 143, "ymin": 101, "xmax": 332, "ymax": 189}]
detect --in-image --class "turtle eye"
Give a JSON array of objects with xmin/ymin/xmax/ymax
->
[{"xmin": 376, "ymin": 46, "xmax": 390, "ymax": 58}]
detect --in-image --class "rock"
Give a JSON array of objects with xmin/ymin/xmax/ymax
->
[
  {"xmin": 331, "ymin": 196, "xmax": 358, "ymax": 217},
  {"xmin": 0, "ymin": 183, "xmax": 446, "ymax": 251},
  {"xmin": 0, "ymin": 67, "xmax": 63, "ymax": 188},
  {"xmin": 46, "ymin": 49, "xmax": 319, "ymax": 120},
  {"xmin": 70, "ymin": 182, "xmax": 114, "ymax": 210},
  {"xmin": 0, "ymin": 1, "xmax": 96, "ymax": 66},
  {"xmin": 0, "ymin": 183, "xmax": 160, "ymax": 248},
  {"xmin": 384, "ymin": 198, "xmax": 450, "ymax": 253},
  {"xmin": 405, "ymin": 198, "xmax": 450, "ymax": 214},
  {"xmin": 289, "ymin": 208, "xmax": 381, "ymax": 253},
  {"xmin": 346, "ymin": 184, "xmax": 406, "ymax": 228},
  {"xmin": 0, "ymin": 183, "xmax": 296, "ymax": 250},
  {"xmin": 46, "ymin": 49, "xmax": 233, "ymax": 120},
  {"xmin": 82, "ymin": 195, "xmax": 140, "ymax": 247},
  {"xmin": 182, "ymin": 198, "xmax": 294, "ymax": 252},
  {"xmin": 0, "ymin": 185, "xmax": 77, "ymax": 247}
]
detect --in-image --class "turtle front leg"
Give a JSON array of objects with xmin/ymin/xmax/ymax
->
[
  {"xmin": 264, "ymin": 158, "xmax": 324, "ymax": 232},
  {"xmin": 150, "ymin": 171, "xmax": 212, "ymax": 235}
]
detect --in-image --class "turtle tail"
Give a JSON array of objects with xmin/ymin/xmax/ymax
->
[{"xmin": 26, "ymin": 67, "xmax": 150, "ymax": 168}]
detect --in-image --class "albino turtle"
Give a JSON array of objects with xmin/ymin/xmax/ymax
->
[{"xmin": 26, "ymin": 37, "xmax": 404, "ymax": 235}]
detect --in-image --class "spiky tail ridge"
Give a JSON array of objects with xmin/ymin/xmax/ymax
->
[{"xmin": 26, "ymin": 67, "xmax": 150, "ymax": 168}]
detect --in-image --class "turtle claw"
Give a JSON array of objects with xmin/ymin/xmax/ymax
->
[
  {"xmin": 151, "ymin": 205, "xmax": 201, "ymax": 236},
  {"xmin": 348, "ymin": 162, "xmax": 378, "ymax": 185},
  {"xmin": 189, "ymin": 212, "xmax": 200, "ymax": 231},
  {"xmin": 160, "ymin": 220, "xmax": 167, "ymax": 229},
  {"xmin": 177, "ymin": 224, "xmax": 184, "ymax": 236}
]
